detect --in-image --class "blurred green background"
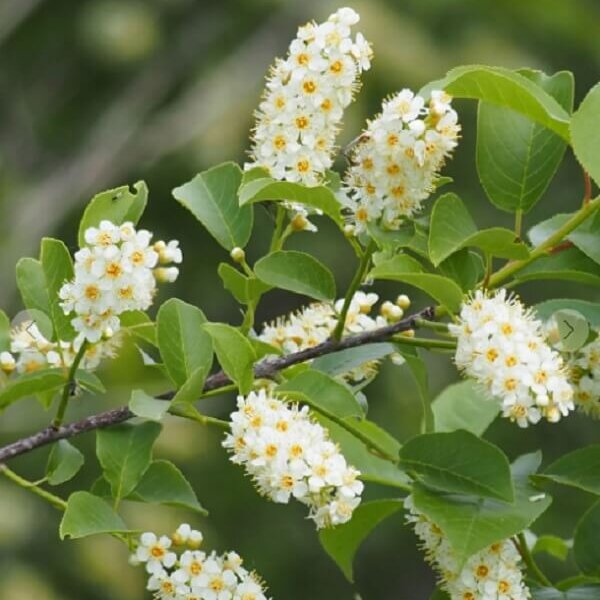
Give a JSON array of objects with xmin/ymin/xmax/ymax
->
[{"xmin": 1, "ymin": 0, "xmax": 599, "ymax": 598}]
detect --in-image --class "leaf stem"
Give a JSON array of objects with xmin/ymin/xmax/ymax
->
[
  {"xmin": 392, "ymin": 335, "xmax": 456, "ymax": 350},
  {"xmin": 269, "ymin": 205, "xmax": 287, "ymax": 252},
  {"xmin": 52, "ymin": 341, "xmax": 88, "ymax": 429},
  {"xmin": 179, "ymin": 412, "xmax": 230, "ymax": 430},
  {"xmin": 488, "ymin": 196, "xmax": 600, "ymax": 289},
  {"xmin": 514, "ymin": 209, "xmax": 523, "ymax": 239},
  {"xmin": 198, "ymin": 383, "xmax": 238, "ymax": 399},
  {"xmin": 515, "ymin": 532, "xmax": 552, "ymax": 587},
  {"xmin": 413, "ymin": 318, "xmax": 449, "ymax": 333},
  {"xmin": 0, "ymin": 464, "xmax": 67, "ymax": 510},
  {"xmin": 332, "ymin": 239, "xmax": 377, "ymax": 341},
  {"xmin": 583, "ymin": 170, "xmax": 592, "ymax": 206}
]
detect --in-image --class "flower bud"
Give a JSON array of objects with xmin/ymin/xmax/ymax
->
[
  {"xmin": 230, "ymin": 247, "xmax": 246, "ymax": 263},
  {"xmin": 396, "ymin": 294, "xmax": 411, "ymax": 310},
  {"xmin": 343, "ymin": 224, "xmax": 356, "ymax": 238},
  {"xmin": 291, "ymin": 213, "xmax": 309, "ymax": 231},
  {"xmin": 154, "ymin": 267, "xmax": 179, "ymax": 283},
  {"xmin": 0, "ymin": 351, "xmax": 16, "ymax": 374},
  {"xmin": 380, "ymin": 301, "xmax": 403, "ymax": 322},
  {"xmin": 401, "ymin": 328, "xmax": 415, "ymax": 338}
]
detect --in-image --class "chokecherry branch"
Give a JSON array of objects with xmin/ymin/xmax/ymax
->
[{"xmin": 0, "ymin": 305, "xmax": 436, "ymax": 463}]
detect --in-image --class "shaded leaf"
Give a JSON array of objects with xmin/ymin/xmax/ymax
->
[
  {"xmin": 129, "ymin": 389, "xmax": 168, "ymax": 421},
  {"xmin": 60, "ymin": 492, "xmax": 128, "ymax": 540},
  {"xmin": 47, "ymin": 440, "xmax": 85, "ymax": 486},
  {"xmin": 570, "ymin": 82, "xmax": 600, "ymax": 186}
]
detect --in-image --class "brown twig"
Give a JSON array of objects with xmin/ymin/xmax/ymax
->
[
  {"xmin": 583, "ymin": 170, "xmax": 592, "ymax": 206},
  {"xmin": 0, "ymin": 306, "xmax": 436, "ymax": 463}
]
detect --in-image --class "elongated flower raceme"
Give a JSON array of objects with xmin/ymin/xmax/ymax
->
[
  {"xmin": 223, "ymin": 389, "xmax": 363, "ymax": 529},
  {"xmin": 343, "ymin": 89, "xmax": 460, "ymax": 232},
  {"xmin": 59, "ymin": 220, "xmax": 181, "ymax": 345},
  {"xmin": 246, "ymin": 7, "xmax": 372, "ymax": 191},
  {"xmin": 0, "ymin": 320, "xmax": 119, "ymax": 377},
  {"xmin": 256, "ymin": 291, "xmax": 409, "ymax": 382},
  {"xmin": 406, "ymin": 497, "xmax": 530, "ymax": 600},
  {"xmin": 449, "ymin": 290, "xmax": 574, "ymax": 427},
  {"xmin": 131, "ymin": 524, "xmax": 270, "ymax": 600}
]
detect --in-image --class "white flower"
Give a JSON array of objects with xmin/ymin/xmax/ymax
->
[
  {"xmin": 135, "ymin": 532, "xmax": 177, "ymax": 574},
  {"xmin": 59, "ymin": 221, "xmax": 180, "ymax": 344},
  {"xmin": 406, "ymin": 496, "xmax": 530, "ymax": 600},
  {"xmin": 0, "ymin": 351, "xmax": 16, "ymax": 374},
  {"xmin": 256, "ymin": 291, "xmax": 407, "ymax": 382},
  {"xmin": 449, "ymin": 290, "xmax": 575, "ymax": 426},
  {"xmin": 223, "ymin": 388, "xmax": 363, "ymax": 529},
  {"xmin": 344, "ymin": 89, "xmax": 460, "ymax": 233},
  {"xmin": 131, "ymin": 526, "xmax": 271, "ymax": 600},
  {"xmin": 246, "ymin": 7, "xmax": 372, "ymax": 218}
]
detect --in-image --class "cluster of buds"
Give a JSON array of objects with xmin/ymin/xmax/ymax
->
[
  {"xmin": 223, "ymin": 389, "xmax": 363, "ymax": 529},
  {"xmin": 59, "ymin": 220, "xmax": 181, "ymax": 345},
  {"xmin": 343, "ymin": 89, "xmax": 460, "ymax": 233},
  {"xmin": 449, "ymin": 290, "xmax": 574, "ymax": 427},
  {"xmin": 131, "ymin": 524, "xmax": 269, "ymax": 600}
]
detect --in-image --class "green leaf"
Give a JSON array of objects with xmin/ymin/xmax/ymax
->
[
  {"xmin": 539, "ymin": 445, "xmax": 600, "ymax": 496},
  {"xmin": 40, "ymin": 238, "xmax": 76, "ymax": 341},
  {"xmin": 532, "ymin": 586, "xmax": 600, "ymax": 600},
  {"xmin": 0, "ymin": 369, "xmax": 65, "ymax": 410},
  {"xmin": 319, "ymin": 499, "xmax": 404, "ymax": 581},
  {"xmin": 46, "ymin": 440, "xmax": 85, "ymax": 486},
  {"xmin": 312, "ymin": 342, "xmax": 397, "ymax": 378},
  {"xmin": 575, "ymin": 503, "xmax": 600, "ymax": 576},
  {"xmin": 60, "ymin": 491, "xmax": 128, "ymax": 540},
  {"xmin": 78, "ymin": 181, "xmax": 147, "ymax": 247},
  {"xmin": 75, "ymin": 370, "xmax": 106, "ymax": 395},
  {"xmin": 536, "ymin": 300, "xmax": 600, "ymax": 327},
  {"xmin": 0, "ymin": 309, "xmax": 10, "ymax": 352},
  {"xmin": 172, "ymin": 162, "xmax": 253, "ymax": 250},
  {"xmin": 202, "ymin": 323, "xmax": 256, "ymax": 394},
  {"xmin": 429, "ymin": 589, "xmax": 451, "ymax": 600},
  {"xmin": 277, "ymin": 370, "xmax": 364, "ymax": 419},
  {"xmin": 432, "ymin": 380, "xmax": 498, "ymax": 436},
  {"xmin": 399, "ymin": 430, "xmax": 513, "ymax": 502},
  {"xmin": 16, "ymin": 258, "xmax": 51, "ymax": 320},
  {"xmin": 476, "ymin": 69, "xmax": 573, "ymax": 213},
  {"xmin": 370, "ymin": 255, "xmax": 464, "ymax": 313},
  {"xmin": 131, "ymin": 460, "xmax": 207, "ymax": 515},
  {"xmin": 238, "ymin": 170, "xmax": 343, "ymax": 226},
  {"xmin": 156, "ymin": 299, "xmax": 213, "ymax": 388},
  {"xmin": 254, "ymin": 251, "xmax": 336, "ymax": 301},
  {"xmin": 413, "ymin": 452, "xmax": 552, "ymax": 567},
  {"xmin": 129, "ymin": 389, "xmax": 168, "ymax": 421},
  {"xmin": 217, "ymin": 263, "xmax": 270, "ymax": 305},
  {"xmin": 423, "ymin": 65, "xmax": 571, "ymax": 140},
  {"xmin": 120, "ymin": 310, "xmax": 157, "ymax": 345},
  {"xmin": 533, "ymin": 535, "xmax": 571, "ymax": 561},
  {"xmin": 529, "ymin": 212, "xmax": 600, "ymax": 266},
  {"xmin": 96, "ymin": 422, "xmax": 161, "ymax": 503},
  {"xmin": 438, "ymin": 249, "xmax": 484, "ymax": 292},
  {"xmin": 571, "ymin": 82, "xmax": 600, "ymax": 186},
  {"xmin": 428, "ymin": 193, "xmax": 528, "ymax": 265},
  {"xmin": 515, "ymin": 248, "xmax": 600, "ymax": 287},
  {"xmin": 317, "ymin": 414, "xmax": 410, "ymax": 489},
  {"xmin": 553, "ymin": 309, "xmax": 590, "ymax": 351}
]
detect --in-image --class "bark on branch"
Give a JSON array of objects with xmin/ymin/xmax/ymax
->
[{"xmin": 0, "ymin": 306, "xmax": 435, "ymax": 463}]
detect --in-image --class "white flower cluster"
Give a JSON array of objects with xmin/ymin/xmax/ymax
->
[
  {"xmin": 449, "ymin": 290, "xmax": 574, "ymax": 427},
  {"xmin": 257, "ymin": 291, "xmax": 409, "ymax": 382},
  {"xmin": 59, "ymin": 220, "xmax": 181, "ymax": 345},
  {"xmin": 246, "ymin": 7, "xmax": 371, "ymax": 190},
  {"xmin": 569, "ymin": 332, "xmax": 600, "ymax": 419},
  {"xmin": 343, "ymin": 89, "xmax": 460, "ymax": 233},
  {"xmin": 131, "ymin": 524, "xmax": 269, "ymax": 600},
  {"xmin": 406, "ymin": 496, "xmax": 530, "ymax": 600},
  {"xmin": 0, "ymin": 320, "xmax": 119, "ymax": 377},
  {"xmin": 223, "ymin": 389, "xmax": 363, "ymax": 529}
]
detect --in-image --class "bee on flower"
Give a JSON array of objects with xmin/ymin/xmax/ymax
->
[
  {"xmin": 343, "ymin": 88, "xmax": 460, "ymax": 233},
  {"xmin": 449, "ymin": 289, "xmax": 575, "ymax": 427},
  {"xmin": 405, "ymin": 496, "xmax": 530, "ymax": 600},
  {"xmin": 59, "ymin": 220, "xmax": 181, "ymax": 345},
  {"xmin": 223, "ymin": 389, "xmax": 363, "ymax": 529}
]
